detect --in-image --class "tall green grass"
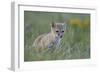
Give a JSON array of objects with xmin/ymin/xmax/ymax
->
[{"xmin": 24, "ymin": 11, "xmax": 90, "ymax": 61}]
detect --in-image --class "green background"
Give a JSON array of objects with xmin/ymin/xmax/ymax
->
[{"xmin": 24, "ymin": 11, "xmax": 90, "ymax": 61}]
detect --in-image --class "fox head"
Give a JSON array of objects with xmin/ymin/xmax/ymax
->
[{"xmin": 51, "ymin": 22, "xmax": 66, "ymax": 38}]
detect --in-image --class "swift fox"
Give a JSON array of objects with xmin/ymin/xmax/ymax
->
[{"xmin": 33, "ymin": 22, "xmax": 66, "ymax": 50}]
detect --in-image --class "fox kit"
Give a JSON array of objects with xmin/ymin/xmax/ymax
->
[{"xmin": 33, "ymin": 22, "xmax": 66, "ymax": 50}]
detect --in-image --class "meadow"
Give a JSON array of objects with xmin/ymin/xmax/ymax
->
[{"xmin": 24, "ymin": 11, "xmax": 90, "ymax": 61}]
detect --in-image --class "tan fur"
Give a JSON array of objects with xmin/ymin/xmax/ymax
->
[
  {"xmin": 33, "ymin": 32, "xmax": 55, "ymax": 49},
  {"xmin": 33, "ymin": 22, "xmax": 66, "ymax": 51}
]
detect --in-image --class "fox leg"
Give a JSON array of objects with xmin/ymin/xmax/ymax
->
[
  {"xmin": 56, "ymin": 39, "xmax": 61, "ymax": 48},
  {"xmin": 48, "ymin": 43, "xmax": 53, "ymax": 49}
]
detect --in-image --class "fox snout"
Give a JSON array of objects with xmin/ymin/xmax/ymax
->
[
  {"xmin": 57, "ymin": 32, "xmax": 64, "ymax": 38},
  {"xmin": 56, "ymin": 30, "xmax": 65, "ymax": 38}
]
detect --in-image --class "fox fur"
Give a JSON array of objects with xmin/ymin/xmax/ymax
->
[{"xmin": 33, "ymin": 22, "xmax": 66, "ymax": 50}]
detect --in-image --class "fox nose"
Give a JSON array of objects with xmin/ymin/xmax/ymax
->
[{"xmin": 60, "ymin": 35, "xmax": 63, "ymax": 38}]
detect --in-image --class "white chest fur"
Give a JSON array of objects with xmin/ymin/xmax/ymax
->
[
  {"xmin": 54, "ymin": 37, "xmax": 61, "ymax": 47},
  {"xmin": 48, "ymin": 37, "xmax": 61, "ymax": 49}
]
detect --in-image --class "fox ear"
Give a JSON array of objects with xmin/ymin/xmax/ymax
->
[{"xmin": 51, "ymin": 22, "xmax": 55, "ymax": 28}]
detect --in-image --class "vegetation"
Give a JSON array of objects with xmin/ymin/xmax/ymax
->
[{"xmin": 24, "ymin": 11, "xmax": 90, "ymax": 61}]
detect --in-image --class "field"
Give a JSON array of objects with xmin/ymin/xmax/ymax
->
[{"xmin": 24, "ymin": 11, "xmax": 90, "ymax": 61}]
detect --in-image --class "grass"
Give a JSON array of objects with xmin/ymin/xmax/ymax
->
[{"xmin": 24, "ymin": 11, "xmax": 90, "ymax": 61}]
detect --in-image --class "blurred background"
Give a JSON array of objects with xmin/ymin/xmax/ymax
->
[{"xmin": 24, "ymin": 11, "xmax": 90, "ymax": 61}]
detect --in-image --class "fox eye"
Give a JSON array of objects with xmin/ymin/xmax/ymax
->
[
  {"xmin": 62, "ymin": 31, "xmax": 64, "ymax": 33},
  {"xmin": 56, "ymin": 30, "xmax": 59, "ymax": 33}
]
